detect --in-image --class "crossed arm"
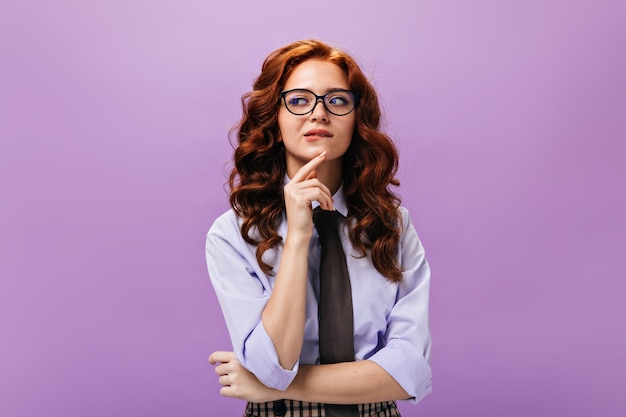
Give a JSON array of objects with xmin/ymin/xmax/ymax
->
[
  {"xmin": 207, "ymin": 154, "xmax": 430, "ymax": 403},
  {"xmin": 208, "ymin": 153, "xmax": 408, "ymax": 403},
  {"xmin": 209, "ymin": 351, "xmax": 409, "ymax": 404}
]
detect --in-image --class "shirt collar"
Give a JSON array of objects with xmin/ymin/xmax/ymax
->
[{"xmin": 284, "ymin": 174, "xmax": 348, "ymax": 217}]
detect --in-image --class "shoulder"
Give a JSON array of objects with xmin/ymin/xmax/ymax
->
[
  {"xmin": 397, "ymin": 205, "xmax": 423, "ymax": 241},
  {"xmin": 206, "ymin": 209, "xmax": 246, "ymax": 251},
  {"xmin": 205, "ymin": 208, "xmax": 281, "ymax": 283},
  {"xmin": 398, "ymin": 206, "xmax": 416, "ymax": 237},
  {"xmin": 208, "ymin": 209, "xmax": 242, "ymax": 236},
  {"xmin": 208, "ymin": 208, "xmax": 280, "ymax": 244},
  {"xmin": 398, "ymin": 206, "xmax": 411, "ymax": 226},
  {"xmin": 397, "ymin": 206, "xmax": 427, "ymax": 263},
  {"xmin": 206, "ymin": 209, "xmax": 259, "ymax": 268}
]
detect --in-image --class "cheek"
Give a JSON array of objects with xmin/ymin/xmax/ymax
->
[
  {"xmin": 344, "ymin": 118, "xmax": 356, "ymax": 138},
  {"xmin": 278, "ymin": 114, "xmax": 303, "ymax": 139},
  {"xmin": 277, "ymin": 112, "xmax": 288, "ymax": 141}
]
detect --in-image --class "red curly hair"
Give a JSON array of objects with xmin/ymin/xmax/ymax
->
[{"xmin": 229, "ymin": 39, "xmax": 403, "ymax": 282}]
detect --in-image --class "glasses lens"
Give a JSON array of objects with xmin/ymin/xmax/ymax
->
[
  {"xmin": 324, "ymin": 90, "xmax": 355, "ymax": 116},
  {"xmin": 283, "ymin": 90, "xmax": 316, "ymax": 115}
]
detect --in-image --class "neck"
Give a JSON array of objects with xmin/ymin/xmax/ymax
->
[{"xmin": 316, "ymin": 158, "xmax": 343, "ymax": 195}]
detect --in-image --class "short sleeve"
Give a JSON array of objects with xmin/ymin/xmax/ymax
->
[
  {"xmin": 367, "ymin": 207, "xmax": 432, "ymax": 403},
  {"xmin": 205, "ymin": 211, "xmax": 298, "ymax": 390}
]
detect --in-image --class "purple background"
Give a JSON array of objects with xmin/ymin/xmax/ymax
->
[{"xmin": 1, "ymin": 1, "xmax": 624, "ymax": 416}]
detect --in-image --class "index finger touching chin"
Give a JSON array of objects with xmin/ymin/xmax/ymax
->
[{"xmin": 291, "ymin": 151, "xmax": 326, "ymax": 183}]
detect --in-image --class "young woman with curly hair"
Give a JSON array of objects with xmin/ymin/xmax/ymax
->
[{"xmin": 206, "ymin": 39, "xmax": 432, "ymax": 417}]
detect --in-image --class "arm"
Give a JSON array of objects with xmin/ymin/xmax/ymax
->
[
  {"xmin": 285, "ymin": 361, "xmax": 409, "ymax": 403},
  {"xmin": 210, "ymin": 352, "xmax": 408, "ymax": 404},
  {"xmin": 278, "ymin": 215, "xmax": 430, "ymax": 403},
  {"xmin": 207, "ymin": 153, "xmax": 334, "ymax": 389},
  {"xmin": 211, "ymin": 208, "xmax": 432, "ymax": 404},
  {"xmin": 366, "ymin": 209, "xmax": 432, "ymax": 403},
  {"xmin": 260, "ymin": 152, "xmax": 333, "ymax": 370}
]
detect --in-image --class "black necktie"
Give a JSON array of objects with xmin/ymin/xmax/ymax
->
[{"xmin": 313, "ymin": 207, "xmax": 359, "ymax": 417}]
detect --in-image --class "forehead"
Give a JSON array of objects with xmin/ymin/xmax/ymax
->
[{"xmin": 283, "ymin": 59, "xmax": 349, "ymax": 92}]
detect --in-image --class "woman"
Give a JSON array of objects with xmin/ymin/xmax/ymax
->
[{"xmin": 206, "ymin": 39, "xmax": 431, "ymax": 417}]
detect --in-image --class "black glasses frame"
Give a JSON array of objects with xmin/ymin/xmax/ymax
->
[{"xmin": 280, "ymin": 88, "xmax": 359, "ymax": 116}]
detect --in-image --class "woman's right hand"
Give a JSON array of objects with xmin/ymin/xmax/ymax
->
[
  {"xmin": 283, "ymin": 151, "xmax": 334, "ymax": 240},
  {"xmin": 260, "ymin": 151, "xmax": 334, "ymax": 370},
  {"xmin": 209, "ymin": 351, "xmax": 281, "ymax": 403}
]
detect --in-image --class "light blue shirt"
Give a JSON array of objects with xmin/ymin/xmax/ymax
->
[{"xmin": 205, "ymin": 185, "xmax": 432, "ymax": 404}]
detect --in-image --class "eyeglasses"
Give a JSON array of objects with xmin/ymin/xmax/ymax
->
[{"xmin": 280, "ymin": 88, "xmax": 358, "ymax": 116}]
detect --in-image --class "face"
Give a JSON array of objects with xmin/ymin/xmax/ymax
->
[{"xmin": 278, "ymin": 59, "xmax": 356, "ymax": 178}]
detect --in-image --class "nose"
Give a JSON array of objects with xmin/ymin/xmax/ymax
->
[{"xmin": 310, "ymin": 98, "xmax": 329, "ymax": 121}]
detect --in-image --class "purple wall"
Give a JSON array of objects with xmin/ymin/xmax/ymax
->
[{"xmin": 1, "ymin": 1, "xmax": 624, "ymax": 416}]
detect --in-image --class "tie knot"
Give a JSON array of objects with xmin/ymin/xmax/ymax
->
[{"xmin": 312, "ymin": 207, "xmax": 343, "ymax": 233}]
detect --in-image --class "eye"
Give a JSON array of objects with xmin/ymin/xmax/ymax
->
[
  {"xmin": 327, "ymin": 92, "xmax": 352, "ymax": 107},
  {"xmin": 287, "ymin": 95, "xmax": 310, "ymax": 107}
]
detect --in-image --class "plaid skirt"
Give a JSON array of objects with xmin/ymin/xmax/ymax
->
[{"xmin": 244, "ymin": 400, "xmax": 400, "ymax": 417}]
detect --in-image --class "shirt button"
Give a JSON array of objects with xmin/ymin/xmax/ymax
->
[{"xmin": 273, "ymin": 400, "xmax": 287, "ymax": 416}]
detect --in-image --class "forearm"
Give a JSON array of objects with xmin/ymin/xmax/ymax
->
[
  {"xmin": 261, "ymin": 235, "xmax": 310, "ymax": 370},
  {"xmin": 281, "ymin": 360, "xmax": 410, "ymax": 404},
  {"xmin": 210, "ymin": 353, "xmax": 412, "ymax": 404}
]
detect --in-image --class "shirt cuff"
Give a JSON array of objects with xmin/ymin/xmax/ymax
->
[
  {"xmin": 368, "ymin": 342, "xmax": 432, "ymax": 404},
  {"xmin": 241, "ymin": 320, "xmax": 299, "ymax": 391}
]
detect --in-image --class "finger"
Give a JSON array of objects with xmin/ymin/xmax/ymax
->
[
  {"xmin": 296, "ymin": 178, "xmax": 332, "ymax": 198},
  {"xmin": 290, "ymin": 152, "xmax": 326, "ymax": 183},
  {"xmin": 312, "ymin": 188, "xmax": 334, "ymax": 211},
  {"xmin": 218, "ymin": 374, "xmax": 231, "ymax": 386},
  {"xmin": 209, "ymin": 351, "xmax": 236, "ymax": 364},
  {"xmin": 220, "ymin": 385, "xmax": 235, "ymax": 398},
  {"xmin": 286, "ymin": 186, "xmax": 334, "ymax": 212},
  {"xmin": 214, "ymin": 363, "xmax": 230, "ymax": 375},
  {"xmin": 305, "ymin": 168, "xmax": 317, "ymax": 181},
  {"xmin": 295, "ymin": 180, "xmax": 334, "ymax": 210}
]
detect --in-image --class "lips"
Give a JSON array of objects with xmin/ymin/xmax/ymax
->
[{"xmin": 304, "ymin": 129, "xmax": 333, "ymax": 138}]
